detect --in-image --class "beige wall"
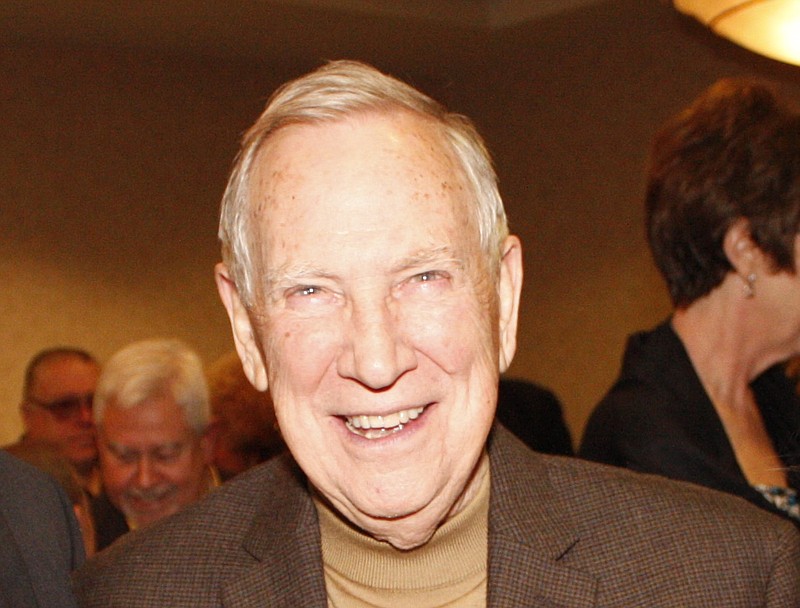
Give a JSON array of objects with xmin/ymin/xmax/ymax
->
[{"xmin": 2, "ymin": 0, "xmax": 799, "ymax": 447}]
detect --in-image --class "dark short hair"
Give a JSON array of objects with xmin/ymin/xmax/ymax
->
[
  {"xmin": 23, "ymin": 347, "xmax": 97, "ymax": 399},
  {"xmin": 646, "ymin": 78, "xmax": 800, "ymax": 307}
]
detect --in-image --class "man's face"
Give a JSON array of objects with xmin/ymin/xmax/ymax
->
[
  {"xmin": 97, "ymin": 396, "xmax": 213, "ymax": 528},
  {"xmin": 218, "ymin": 111, "xmax": 521, "ymax": 549},
  {"xmin": 23, "ymin": 356, "xmax": 100, "ymax": 472}
]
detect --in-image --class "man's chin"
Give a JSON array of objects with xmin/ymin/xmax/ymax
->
[
  {"xmin": 65, "ymin": 450, "xmax": 98, "ymax": 473},
  {"xmin": 121, "ymin": 501, "xmax": 175, "ymax": 528},
  {"xmin": 354, "ymin": 511, "xmax": 441, "ymax": 551},
  {"xmin": 336, "ymin": 492, "xmax": 447, "ymax": 549},
  {"xmin": 126, "ymin": 510, "xmax": 167, "ymax": 529}
]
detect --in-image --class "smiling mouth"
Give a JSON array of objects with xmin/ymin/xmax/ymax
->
[{"xmin": 344, "ymin": 406, "xmax": 426, "ymax": 439}]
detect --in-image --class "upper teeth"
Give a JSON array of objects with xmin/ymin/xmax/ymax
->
[{"xmin": 347, "ymin": 406, "xmax": 424, "ymax": 430}]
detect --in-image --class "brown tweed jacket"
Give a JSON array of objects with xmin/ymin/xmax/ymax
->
[{"xmin": 73, "ymin": 425, "xmax": 800, "ymax": 607}]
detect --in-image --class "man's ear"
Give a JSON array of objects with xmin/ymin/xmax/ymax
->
[
  {"xmin": 214, "ymin": 263, "xmax": 268, "ymax": 391},
  {"xmin": 497, "ymin": 235, "xmax": 523, "ymax": 373}
]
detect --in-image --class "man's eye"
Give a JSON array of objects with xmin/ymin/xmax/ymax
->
[
  {"xmin": 113, "ymin": 450, "xmax": 139, "ymax": 465},
  {"xmin": 286, "ymin": 285, "xmax": 322, "ymax": 298},
  {"xmin": 154, "ymin": 447, "xmax": 182, "ymax": 462},
  {"xmin": 285, "ymin": 285, "xmax": 339, "ymax": 309},
  {"xmin": 413, "ymin": 271, "xmax": 448, "ymax": 283}
]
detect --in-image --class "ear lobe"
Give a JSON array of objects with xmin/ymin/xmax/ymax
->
[
  {"xmin": 497, "ymin": 236, "xmax": 523, "ymax": 373},
  {"xmin": 214, "ymin": 263, "xmax": 268, "ymax": 391},
  {"xmin": 723, "ymin": 218, "xmax": 757, "ymax": 276}
]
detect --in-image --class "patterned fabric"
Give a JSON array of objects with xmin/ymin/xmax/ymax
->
[
  {"xmin": 755, "ymin": 485, "xmax": 800, "ymax": 522},
  {"xmin": 74, "ymin": 426, "xmax": 800, "ymax": 607}
]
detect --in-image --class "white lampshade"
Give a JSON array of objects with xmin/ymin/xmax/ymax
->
[{"xmin": 674, "ymin": 0, "xmax": 800, "ymax": 67}]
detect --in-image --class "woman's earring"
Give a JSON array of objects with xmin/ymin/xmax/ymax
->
[{"xmin": 745, "ymin": 273, "xmax": 756, "ymax": 298}]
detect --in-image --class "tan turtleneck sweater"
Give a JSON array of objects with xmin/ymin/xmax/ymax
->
[{"xmin": 314, "ymin": 454, "xmax": 489, "ymax": 608}]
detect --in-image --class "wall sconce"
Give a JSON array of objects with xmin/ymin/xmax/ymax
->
[{"xmin": 674, "ymin": 0, "xmax": 800, "ymax": 66}]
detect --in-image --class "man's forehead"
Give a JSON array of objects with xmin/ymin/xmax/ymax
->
[
  {"xmin": 240, "ymin": 110, "xmax": 482, "ymax": 290},
  {"xmin": 104, "ymin": 396, "xmax": 190, "ymax": 425},
  {"xmin": 251, "ymin": 111, "xmax": 461, "ymax": 187},
  {"xmin": 32, "ymin": 356, "xmax": 98, "ymax": 391},
  {"xmin": 250, "ymin": 116, "xmax": 471, "ymax": 224}
]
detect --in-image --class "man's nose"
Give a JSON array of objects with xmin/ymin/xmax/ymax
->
[
  {"xmin": 76, "ymin": 400, "xmax": 94, "ymax": 425},
  {"xmin": 134, "ymin": 457, "xmax": 157, "ymax": 488},
  {"xmin": 337, "ymin": 299, "xmax": 417, "ymax": 389}
]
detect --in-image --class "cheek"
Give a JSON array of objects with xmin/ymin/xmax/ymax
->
[
  {"xmin": 100, "ymin": 461, "xmax": 131, "ymax": 495},
  {"xmin": 404, "ymin": 296, "xmax": 497, "ymax": 372},
  {"xmin": 167, "ymin": 453, "xmax": 203, "ymax": 487},
  {"xmin": 27, "ymin": 412, "xmax": 58, "ymax": 434},
  {"xmin": 263, "ymin": 316, "xmax": 342, "ymax": 401}
]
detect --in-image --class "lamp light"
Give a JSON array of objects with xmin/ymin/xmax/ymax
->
[{"xmin": 674, "ymin": 0, "xmax": 800, "ymax": 67}]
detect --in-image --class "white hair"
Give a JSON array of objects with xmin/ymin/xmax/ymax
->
[
  {"xmin": 218, "ymin": 59, "xmax": 508, "ymax": 307},
  {"xmin": 94, "ymin": 339, "xmax": 210, "ymax": 434}
]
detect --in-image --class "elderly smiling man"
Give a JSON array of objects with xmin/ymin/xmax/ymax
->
[{"xmin": 75, "ymin": 61, "xmax": 800, "ymax": 607}]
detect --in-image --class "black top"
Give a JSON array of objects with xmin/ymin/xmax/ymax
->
[
  {"xmin": 496, "ymin": 378, "xmax": 573, "ymax": 456},
  {"xmin": 580, "ymin": 319, "xmax": 800, "ymax": 524},
  {"xmin": 90, "ymin": 492, "xmax": 130, "ymax": 551}
]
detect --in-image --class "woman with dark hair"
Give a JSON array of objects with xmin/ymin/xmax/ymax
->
[{"xmin": 581, "ymin": 78, "xmax": 800, "ymax": 525}]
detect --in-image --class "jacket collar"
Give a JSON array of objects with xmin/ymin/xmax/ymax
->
[{"xmin": 221, "ymin": 428, "xmax": 597, "ymax": 607}]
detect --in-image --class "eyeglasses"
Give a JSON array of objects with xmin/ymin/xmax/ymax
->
[{"xmin": 28, "ymin": 393, "xmax": 94, "ymax": 421}]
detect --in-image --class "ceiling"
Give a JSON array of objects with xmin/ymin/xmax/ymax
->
[
  {"xmin": 261, "ymin": 0, "xmax": 608, "ymax": 27},
  {"xmin": 2, "ymin": 0, "xmax": 608, "ymax": 65}
]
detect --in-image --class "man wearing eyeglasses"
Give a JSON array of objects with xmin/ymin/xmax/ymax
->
[{"xmin": 10, "ymin": 348, "xmax": 101, "ymax": 496}]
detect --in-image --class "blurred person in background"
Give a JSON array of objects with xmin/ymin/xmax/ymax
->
[
  {"xmin": 5, "ymin": 442, "xmax": 97, "ymax": 557},
  {"xmin": 90, "ymin": 338, "xmax": 216, "ymax": 550},
  {"xmin": 206, "ymin": 351, "xmax": 285, "ymax": 481},
  {"xmin": 7, "ymin": 348, "xmax": 101, "ymax": 496},
  {"xmin": 1, "ymin": 449, "xmax": 84, "ymax": 607},
  {"xmin": 581, "ymin": 78, "xmax": 800, "ymax": 526},
  {"xmin": 496, "ymin": 377, "xmax": 573, "ymax": 455}
]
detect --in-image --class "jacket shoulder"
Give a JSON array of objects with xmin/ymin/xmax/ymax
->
[{"xmin": 74, "ymin": 455, "xmax": 312, "ymax": 607}]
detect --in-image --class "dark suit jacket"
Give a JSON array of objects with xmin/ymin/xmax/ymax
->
[
  {"xmin": 580, "ymin": 319, "xmax": 800, "ymax": 524},
  {"xmin": 74, "ymin": 426, "xmax": 800, "ymax": 607},
  {"xmin": 0, "ymin": 450, "xmax": 84, "ymax": 608}
]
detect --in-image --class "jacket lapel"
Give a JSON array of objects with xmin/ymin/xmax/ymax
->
[
  {"xmin": 218, "ymin": 428, "xmax": 598, "ymax": 607},
  {"xmin": 220, "ymin": 459, "xmax": 328, "ymax": 608},
  {"xmin": 488, "ymin": 427, "xmax": 597, "ymax": 608}
]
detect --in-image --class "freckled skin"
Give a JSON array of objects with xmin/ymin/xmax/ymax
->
[{"xmin": 218, "ymin": 110, "xmax": 522, "ymax": 549}]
